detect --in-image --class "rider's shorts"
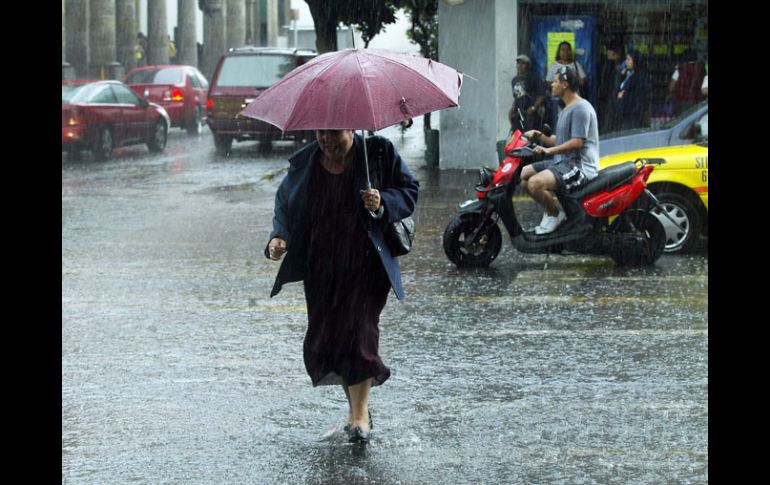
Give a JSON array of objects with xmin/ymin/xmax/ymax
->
[{"xmin": 533, "ymin": 159, "xmax": 588, "ymax": 194}]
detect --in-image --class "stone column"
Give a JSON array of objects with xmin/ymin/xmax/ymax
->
[
  {"xmin": 89, "ymin": 0, "xmax": 122, "ymax": 79},
  {"xmin": 62, "ymin": 0, "xmax": 77, "ymax": 79},
  {"xmin": 148, "ymin": 0, "xmax": 169, "ymax": 65},
  {"xmin": 244, "ymin": 0, "xmax": 253, "ymax": 45},
  {"xmin": 177, "ymin": 0, "xmax": 198, "ymax": 66},
  {"xmin": 62, "ymin": 0, "xmax": 66, "ymax": 63},
  {"xmin": 266, "ymin": 0, "xmax": 278, "ymax": 47},
  {"xmin": 438, "ymin": 0, "xmax": 517, "ymax": 169},
  {"xmin": 116, "ymin": 0, "xmax": 137, "ymax": 72},
  {"xmin": 282, "ymin": 0, "xmax": 291, "ymax": 33},
  {"xmin": 226, "ymin": 0, "xmax": 246, "ymax": 50},
  {"xmin": 252, "ymin": 0, "xmax": 262, "ymax": 46},
  {"xmin": 202, "ymin": 0, "xmax": 226, "ymax": 80},
  {"xmin": 66, "ymin": 0, "xmax": 89, "ymax": 79}
]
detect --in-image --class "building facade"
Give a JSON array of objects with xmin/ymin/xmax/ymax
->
[
  {"xmin": 62, "ymin": 0, "xmax": 289, "ymax": 81},
  {"xmin": 438, "ymin": 0, "xmax": 708, "ymax": 169}
]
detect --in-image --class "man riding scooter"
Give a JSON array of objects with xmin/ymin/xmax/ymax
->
[{"xmin": 521, "ymin": 65, "xmax": 600, "ymax": 235}]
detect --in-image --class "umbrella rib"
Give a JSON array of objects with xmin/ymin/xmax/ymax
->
[
  {"xmin": 283, "ymin": 55, "xmax": 344, "ymax": 130},
  {"xmin": 364, "ymin": 51, "xmax": 456, "ymax": 101},
  {"xmin": 362, "ymin": 52, "xmax": 457, "ymax": 128},
  {"xmin": 353, "ymin": 51, "xmax": 378, "ymax": 130}
]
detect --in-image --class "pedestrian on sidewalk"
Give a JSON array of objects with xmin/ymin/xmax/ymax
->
[
  {"xmin": 265, "ymin": 129, "xmax": 420, "ymax": 444},
  {"xmin": 667, "ymin": 49, "xmax": 706, "ymax": 116},
  {"xmin": 508, "ymin": 54, "xmax": 546, "ymax": 133},
  {"xmin": 134, "ymin": 32, "xmax": 147, "ymax": 67},
  {"xmin": 616, "ymin": 50, "xmax": 650, "ymax": 131}
]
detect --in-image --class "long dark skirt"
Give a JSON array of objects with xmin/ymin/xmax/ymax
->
[{"xmin": 303, "ymin": 161, "xmax": 392, "ymax": 387}]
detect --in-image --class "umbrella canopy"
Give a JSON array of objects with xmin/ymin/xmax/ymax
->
[{"xmin": 238, "ymin": 48, "xmax": 462, "ymax": 132}]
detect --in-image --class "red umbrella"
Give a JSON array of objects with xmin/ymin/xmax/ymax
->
[
  {"xmin": 239, "ymin": 48, "xmax": 462, "ymax": 187},
  {"xmin": 238, "ymin": 48, "xmax": 463, "ymax": 132}
]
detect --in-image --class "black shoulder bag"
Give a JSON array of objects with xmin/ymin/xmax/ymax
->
[{"xmin": 369, "ymin": 137, "xmax": 415, "ymax": 257}]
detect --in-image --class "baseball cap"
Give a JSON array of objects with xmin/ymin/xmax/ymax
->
[{"xmin": 516, "ymin": 54, "xmax": 531, "ymax": 64}]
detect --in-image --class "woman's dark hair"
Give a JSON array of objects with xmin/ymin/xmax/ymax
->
[
  {"xmin": 627, "ymin": 50, "xmax": 645, "ymax": 73},
  {"xmin": 556, "ymin": 41, "xmax": 574, "ymax": 62},
  {"xmin": 608, "ymin": 39, "xmax": 625, "ymax": 57}
]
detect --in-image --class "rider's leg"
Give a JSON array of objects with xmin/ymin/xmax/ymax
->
[
  {"xmin": 524, "ymin": 164, "xmax": 559, "ymax": 209},
  {"xmin": 521, "ymin": 165, "xmax": 536, "ymax": 193},
  {"xmin": 527, "ymin": 170, "xmax": 561, "ymax": 217}
]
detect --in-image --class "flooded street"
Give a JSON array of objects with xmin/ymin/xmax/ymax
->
[{"xmin": 62, "ymin": 124, "xmax": 707, "ymax": 484}]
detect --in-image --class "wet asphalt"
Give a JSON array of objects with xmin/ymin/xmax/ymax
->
[{"xmin": 62, "ymin": 121, "xmax": 707, "ymax": 484}]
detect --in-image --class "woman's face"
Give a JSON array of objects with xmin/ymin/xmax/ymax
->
[
  {"xmin": 559, "ymin": 44, "xmax": 571, "ymax": 62},
  {"xmin": 625, "ymin": 54, "xmax": 634, "ymax": 70},
  {"xmin": 316, "ymin": 130, "xmax": 354, "ymax": 158}
]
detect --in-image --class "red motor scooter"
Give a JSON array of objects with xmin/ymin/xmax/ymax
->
[{"xmin": 442, "ymin": 129, "xmax": 668, "ymax": 267}]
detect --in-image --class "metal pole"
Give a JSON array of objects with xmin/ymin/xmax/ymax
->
[{"xmin": 362, "ymin": 130, "xmax": 371, "ymax": 189}]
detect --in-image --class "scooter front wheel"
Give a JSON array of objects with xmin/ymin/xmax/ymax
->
[{"xmin": 443, "ymin": 213, "xmax": 502, "ymax": 267}]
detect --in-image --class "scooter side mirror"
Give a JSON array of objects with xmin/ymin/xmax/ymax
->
[{"xmin": 542, "ymin": 124, "xmax": 553, "ymax": 137}]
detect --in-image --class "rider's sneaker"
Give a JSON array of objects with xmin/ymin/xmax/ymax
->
[
  {"xmin": 534, "ymin": 212, "xmax": 550, "ymax": 232},
  {"xmin": 535, "ymin": 210, "xmax": 566, "ymax": 235}
]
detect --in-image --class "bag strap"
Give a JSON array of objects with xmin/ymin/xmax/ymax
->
[{"xmin": 367, "ymin": 136, "xmax": 386, "ymax": 190}]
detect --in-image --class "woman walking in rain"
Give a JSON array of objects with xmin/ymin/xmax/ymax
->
[{"xmin": 265, "ymin": 129, "xmax": 419, "ymax": 444}]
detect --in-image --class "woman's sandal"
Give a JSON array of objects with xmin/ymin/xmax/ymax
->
[{"xmin": 344, "ymin": 410, "xmax": 373, "ymax": 439}]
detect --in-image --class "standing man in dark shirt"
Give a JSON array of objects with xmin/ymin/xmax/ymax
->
[
  {"xmin": 508, "ymin": 54, "xmax": 546, "ymax": 133},
  {"xmin": 597, "ymin": 40, "xmax": 624, "ymax": 134}
]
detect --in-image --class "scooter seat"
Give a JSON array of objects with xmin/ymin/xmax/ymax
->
[{"xmin": 570, "ymin": 162, "xmax": 637, "ymax": 200}]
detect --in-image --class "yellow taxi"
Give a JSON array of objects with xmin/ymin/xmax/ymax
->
[{"xmin": 599, "ymin": 142, "xmax": 708, "ymax": 253}]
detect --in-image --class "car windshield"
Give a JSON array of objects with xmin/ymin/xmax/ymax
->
[
  {"xmin": 661, "ymin": 100, "xmax": 707, "ymax": 129},
  {"xmin": 62, "ymin": 83, "xmax": 98, "ymax": 103},
  {"xmin": 216, "ymin": 55, "xmax": 295, "ymax": 87},
  {"xmin": 126, "ymin": 67, "xmax": 185, "ymax": 85}
]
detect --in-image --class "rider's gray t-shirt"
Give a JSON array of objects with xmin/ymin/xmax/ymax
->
[{"xmin": 554, "ymin": 98, "xmax": 600, "ymax": 179}]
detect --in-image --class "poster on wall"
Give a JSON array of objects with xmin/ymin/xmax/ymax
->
[{"xmin": 531, "ymin": 16, "xmax": 597, "ymax": 105}]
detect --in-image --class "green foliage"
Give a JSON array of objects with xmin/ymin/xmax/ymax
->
[
  {"xmin": 305, "ymin": 0, "xmax": 401, "ymax": 52},
  {"xmin": 401, "ymin": 0, "xmax": 438, "ymax": 60},
  {"xmin": 349, "ymin": 1, "xmax": 400, "ymax": 48}
]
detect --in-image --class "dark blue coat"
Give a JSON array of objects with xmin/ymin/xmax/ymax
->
[{"xmin": 265, "ymin": 133, "xmax": 420, "ymax": 300}]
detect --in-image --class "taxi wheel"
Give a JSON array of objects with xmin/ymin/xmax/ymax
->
[
  {"xmin": 649, "ymin": 192, "xmax": 701, "ymax": 253},
  {"xmin": 93, "ymin": 126, "xmax": 113, "ymax": 161}
]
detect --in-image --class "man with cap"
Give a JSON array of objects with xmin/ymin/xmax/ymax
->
[
  {"xmin": 522, "ymin": 65, "xmax": 600, "ymax": 235},
  {"xmin": 508, "ymin": 54, "xmax": 546, "ymax": 132}
]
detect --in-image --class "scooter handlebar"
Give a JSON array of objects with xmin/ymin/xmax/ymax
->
[{"xmin": 507, "ymin": 145, "xmax": 539, "ymax": 159}]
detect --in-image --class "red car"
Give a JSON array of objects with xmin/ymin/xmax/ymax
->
[
  {"xmin": 124, "ymin": 65, "xmax": 209, "ymax": 135},
  {"xmin": 207, "ymin": 47, "xmax": 317, "ymax": 155},
  {"xmin": 62, "ymin": 80, "xmax": 171, "ymax": 160}
]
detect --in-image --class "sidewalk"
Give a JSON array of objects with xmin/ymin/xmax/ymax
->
[{"xmin": 379, "ymin": 114, "xmax": 482, "ymax": 200}]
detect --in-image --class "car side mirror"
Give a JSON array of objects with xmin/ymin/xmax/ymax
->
[
  {"xmin": 683, "ymin": 122, "xmax": 700, "ymax": 140},
  {"xmin": 139, "ymin": 98, "xmax": 149, "ymax": 109}
]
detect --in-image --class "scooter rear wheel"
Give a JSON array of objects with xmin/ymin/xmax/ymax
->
[
  {"xmin": 609, "ymin": 209, "xmax": 666, "ymax": 266},
  {"xmin": 443, "ymin": 213, "xmax": 502, "ymax": 268}
]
